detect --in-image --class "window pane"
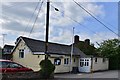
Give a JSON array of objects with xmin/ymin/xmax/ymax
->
[
  {"xmin": 54, "ymin": 58, "xmax": 61, "ymax": 65},
  {"xmin": 19, "ymin": 49, "xmax": 24, "ymax": 58},
  {"xmin": 2, "ymin": 62, "xmax": 8, "ymax": 68},
  {"xmin": 64, "ymin": 59, "xmax": 66, "ymax": 64},
  {"xmin": 64, "ymin": 58, "xmax": 69, "ymax": 65},
  {"xmin": 95, "ymin": 58, "xmax": 97, "ymax": 62},
  {"xmin": 67, "ymin": 58, "xmax": 69, "ymax": 64},
  {"xmin": 103, "ymin": 58, "xmax": 106, "ymax": 62},
  {"xmin": 87, "ymin": 62, "xmax": 89, "ymax": 66},
  {"xmin": 9, "ymin": 62, "xmax": 23, "ymax": 68},
  {"xmin": 80, "ymin": 62, "xmax": 84, "ymax": 67},
  {"xmin": 85, "ymin": 62, "xmax": 87, "ymax": 66},
  {"xmin": 74, "ymin": 58, "xmax": 76, "ymax": 62}
]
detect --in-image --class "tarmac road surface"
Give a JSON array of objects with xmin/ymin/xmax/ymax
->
[{"xmin": 54, "ymin": 70, "xmax": 119, "ymax": 79}]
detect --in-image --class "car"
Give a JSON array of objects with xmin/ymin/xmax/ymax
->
[{"xmin": 0, "ymin": 59, "xmax": 33, "ymax": 73}]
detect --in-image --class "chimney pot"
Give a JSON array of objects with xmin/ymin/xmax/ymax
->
[
  {"xmin": 74, "ymin": 35, "xmax": 79, "ymax": 43},
  {"xmin": 85, "ymin": 39, "xmax": 90, "ymax": 45}
]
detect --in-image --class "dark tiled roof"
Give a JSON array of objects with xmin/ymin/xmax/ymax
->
[
  {"xmin": 2, "ymin": 45, "xmax": 14, "ymax": 54},
  {"xmin": 3, "ymin": 45, "xmax": 14, "ymax": 49},
  {"xmin": 21, "ymin": 37, "xmax": 86, "ymax": 57}
]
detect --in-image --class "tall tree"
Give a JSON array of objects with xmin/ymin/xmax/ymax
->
[{"xmin": 97, "ymin": 39, "xmax": 120, "ymax": 70}]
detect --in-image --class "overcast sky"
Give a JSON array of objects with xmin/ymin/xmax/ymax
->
[{"xmin": 0, "ymin": 0, "xmax": 119, "ymax": 47}]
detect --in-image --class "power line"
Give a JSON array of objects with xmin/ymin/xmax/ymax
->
[
  {"xmin": 73, "ymin": 0, "xmax": 119, "ymax": 37},
  {"xmin": 51, "ymin": 4, "xmax": 118, "ymax": 41},
  {"xmin": 22, "ymin": 0, "xmax": 41, "ymax": 36},
  {"xmin": 1, "ymin": 0, "xmax": 43, "ymax": 37},
  {"xmin": 50, "ymin": 4, "xmax": 103, "ymax": 37},
  {"xmin": 29, "ymin": 0, "xmax": 44, "ymax": 37}
]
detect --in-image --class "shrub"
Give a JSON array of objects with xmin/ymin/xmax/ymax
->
[{"xmin": 39, "ymin": 59, "xmax": 55, "ymax": 79}]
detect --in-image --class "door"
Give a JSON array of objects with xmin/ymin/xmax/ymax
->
[{"xmin": 79, "ymin": 58, "xmax": 91, "ymax": 72}]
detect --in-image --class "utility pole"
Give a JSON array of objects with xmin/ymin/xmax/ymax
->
[
  {"xmin": 70, "ymin": 27, "xmax": 75, "ymax": 73},
  {"xmin": 45, "ymin": 0, "xmax": 50, "ymax": 60},
  {"xmin": 2, "ymin": 34, "xmax": 7, "ymax": 47}
]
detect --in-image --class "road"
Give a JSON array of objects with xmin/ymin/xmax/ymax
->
[{"xmin": 54, "ymin": 70, "xmax": 119, "ymax": 79}]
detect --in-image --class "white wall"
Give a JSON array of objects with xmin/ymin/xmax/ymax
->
[
  {"xmin": 13, "ymin": 40, "xmax": 80, "ymax": 73},
  {"xmin": 79, "ymin": 58, "xmax": 91, "ymax": 72},
  {"xmin": 49, "ymin": 55, "xmax": 71, "ymax": 73},
  {"xmin": 92, "ymin": 58, "xmax": 109, "ymax": 71},
  {"xmin": 13, "ymin": 40, "xmax": 45, "ymax": 71},
  {"xmin": 79, "ymin": 57, "xmax": 109, "ymax": 72}
]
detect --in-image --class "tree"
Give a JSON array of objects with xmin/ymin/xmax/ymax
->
[
  {"xmin": 0, "ymin": 46, "xmax": 2, "ymax": 59},
  {"xmin": 39, "ymin": 59, "xmax": 55, "ymax": 79},
  {"xmin": 97, "ymin": 39, "xmax": 120, "ymax": 70}
]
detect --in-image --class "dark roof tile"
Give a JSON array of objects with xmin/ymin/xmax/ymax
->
[{"xmin": 21, "ymin": 36, "xmax": 86, "ymax": 57}]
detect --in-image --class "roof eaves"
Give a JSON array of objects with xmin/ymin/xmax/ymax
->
[{"xmin": 11, "ymin": 37, "xmax": 22, "ymax": 54}]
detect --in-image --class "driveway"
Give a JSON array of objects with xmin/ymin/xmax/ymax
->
[{"xmin": 54, "ymin": 70, "xmax": 119, "ymax": 79}]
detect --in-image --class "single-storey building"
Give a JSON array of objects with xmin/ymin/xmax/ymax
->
[
  {"xmin": 11, "ymin": 36, "xmax": 86, "ymax": 73},
  {"xmin": 73, "ymin": 35, "xmax": 109, "ymax": 72},
  {"xmin": 11, "ymin": 36, "xmax": 109, "ymax": 73},
  {"xmin": 79, "ymin": 57, "xmax": 109, "ymax": 72}
]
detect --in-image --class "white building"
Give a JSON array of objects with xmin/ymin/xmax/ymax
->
[
  {"xmin": 11, "ymin": 36, "xmax": 109, "ymax": 73},
  {"xmin": 79, "ymin": 57, "xmax": 109, "ymax": 72}
]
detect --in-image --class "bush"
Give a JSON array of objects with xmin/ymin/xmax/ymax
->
[
  {"xmin": 109, "ymin": 55, "xmax": 119, "ymax": 70},
  {"xmin": 39, "ymin": 59, "xmax": 55, "ymax": 79}
]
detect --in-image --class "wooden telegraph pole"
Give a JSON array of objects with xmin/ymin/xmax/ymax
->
[{"xmin": 45, "ymin": 0, "xmax": 50, "ymax": 60}]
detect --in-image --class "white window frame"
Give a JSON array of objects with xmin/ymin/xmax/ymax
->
[
  {"xmin": 19, "ymin": 49, "xmax": 24, "ymax": 58},
  {"xmin": 54, "ymin": 58, "xmax": 61, "ymax": 65},
  {"xmin": 64, "ymin": 58, "xmax": 69, "ymax": 65}
]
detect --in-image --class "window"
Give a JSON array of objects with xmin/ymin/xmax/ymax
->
[
  {"xmin": 64, "ymin": 58, "xmax": 69, "ymax": 65},
  {"xmin": 95, "ymin": 58, "xmax": 97, "ymax": 63},
  {"xmin": 103, "ymin": 58, "xmax": 106, "ymax": 62},
  {"xmin": 54, "ymin": 58, "xmax": 61, "ymax": 65},
  {"xmin": 85, "ymin": 62, "xmax": 87, "ymax": 66},
  {"xmin": 80, "ymin": 59, "xmax": 84, "ymax": 67},
  {"xmin": 85, "ymin": 60, "xmax": 89, "ymax": 66},
  {"xmin": 80, "ymin": 59, "xmax": 84, "ymax": 61},
  {"xmin": 80, "ymin": 62, "xmax": 84, "ymax": 67},
  {"xmin": 19, "ymin": 49, "xmax": 24, "ymax": 58},
  {"xmin": 1, "ymin": 61, "xmax": 23, "ymax": 68},
  {"xmin": 1, "ymin": 62, "xmax": 8, "ymax": 68},
  {"xmin": 74, "ymin": 58, "xmax": 76, "ymax": 62},
  {"xmin": 87, "ymin": 62, "xmax": 89, "ymax": 66},
  {"xmin": 8, "ymin": 62, "xmax": 23, "ymax": 68},
  {"xmin": 80, "ymin": 59, "xmax": 89, "ymax": 67}
]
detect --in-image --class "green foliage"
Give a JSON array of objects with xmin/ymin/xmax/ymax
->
[
  {"xmin": 97, "ymin": 39, "xmax": 120, "ymax": 57},
  {"xmin": 39, "ymin": 59, "xmax": 55, "ymax": 79},
  {"xmin": 0, "ymin": 47, "xmax": 2, "ymax": 54},
  {"xmin": 97, "ymin": 39, "xmax": 120, "ymax": 70}
]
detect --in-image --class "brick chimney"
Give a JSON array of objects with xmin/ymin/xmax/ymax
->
[
  {"xmin": 74, "ymin": 35, "xmax": 79, "ymax": 44},
  {"xmin": 84, "ymin": 39, "xmax": 90, "ymax": 45}
]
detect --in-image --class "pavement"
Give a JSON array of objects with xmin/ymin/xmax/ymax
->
[
  {"xmin": 0, "ymin": 70, "xmax": 119, "ymax": 80},
  {"xmin": 54, "ymin": 70, "xmax": 119, "ymax": 79}
]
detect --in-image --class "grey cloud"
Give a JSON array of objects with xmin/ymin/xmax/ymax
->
[
  {"xmin": 2, "ymin": 2, "xmax": 41, "ymax": 20},
  {"xmin": 0, "ymin": 2, "xmax": 106, "ymax": 46},
  {"xmin": 3, "ymin": 21, "xmax": 27, "ymax": 32}
]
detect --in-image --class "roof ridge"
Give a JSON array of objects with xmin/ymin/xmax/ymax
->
[
  {"xmin": 11, "ymin": 36, "xmax": 86, "ymax": 57},
  {"xmin": 20, "ymin": 36, "xmax": 70, "ymax": 46}
]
